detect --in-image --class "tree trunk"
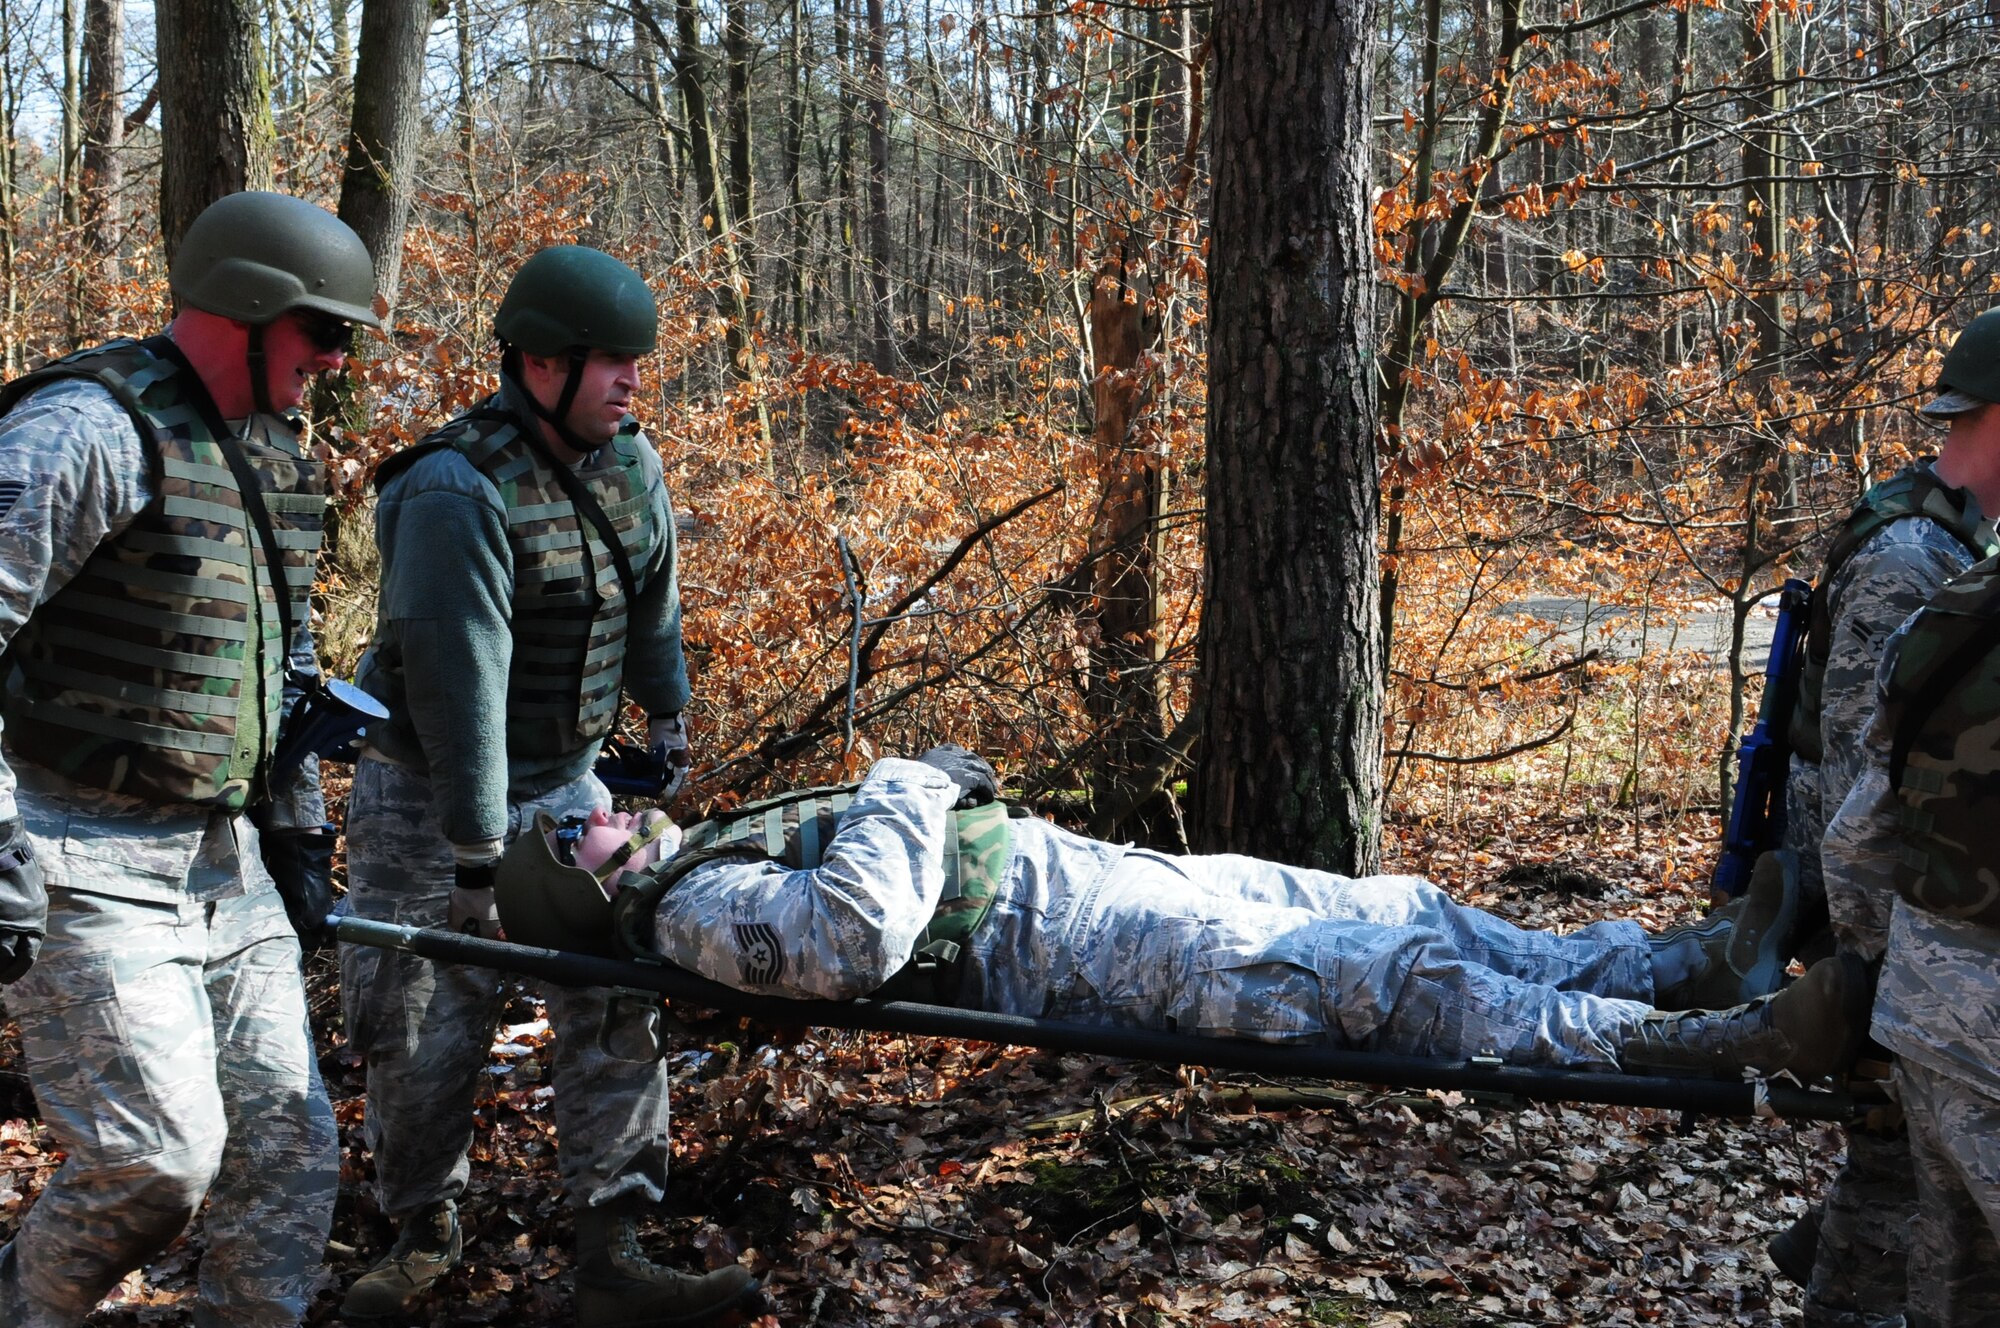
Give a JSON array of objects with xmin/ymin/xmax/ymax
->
[
  {"xmin": 338, "ymin": 0, "xmax": 432, "ymax": 321},
  {"xmin": 724, "ymin": 0, "xmax": 754, "ymax": 288},
  {"xmin": 1192, "ymin": 0, "xmax": 1383, "ymax": 873},
  {"xmin": 158, "ymin": 0, "xmax": 276, "ymax": 259},
  {"xmin": 59, "ymin": 0, "xmax": 81, "ymax": 342},
  {"xmin": 782, "ymin": 0, "xmax": 807, "ymax": 341},
  {"xmin": 1085, "ymin": 253, "xmax": 1169, "ymax": 841},
  {"xmin": 863, "ymin": 0, "xmax": 892, "ymax": 370},
  {"xmin": 833, "ymin": 0, "xmax": 857, "ymax": 347},
  {"xmin": 457, "ymin": 0, "xmax": 484, "ymax": 306},
  {"xmin": 1741, "ymin": 0, "xmax": 1785, "ymax": 390},
  {"xmin": 79, "ymin": 0, "xmax": 120, "ymax": 322},
  {"xmin": 330, "ymin": 0, "xmax": 353, "ymax": 84},
  {"xmin": 0, "ymin": 0, "xmax": 20, "ymax": 374},
  {"xmin": 672, "ymin": 0, "xmax": 744, "ymax": 356},
  {"xmin": 637, "ymin": 14, "xmax": 688, "ymax": 259},
  {"xmin": 668, "ymin": 0, "xmax": 770, "ymax": 444}
]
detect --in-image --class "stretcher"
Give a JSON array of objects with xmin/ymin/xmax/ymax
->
[{"xmin": 336, "ymin": 915, "xmax": 1884, "ymax": 1124}]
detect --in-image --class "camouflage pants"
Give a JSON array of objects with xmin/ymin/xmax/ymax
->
[
  {"xmin": 338, "ymin": 757, "xmax": 671, "ymax": 1219},
  {"xmin": 0, "ymin": 884, "xmax": 335, "ymax": 1328},
  {"xmin": 1899, "ymin": 1059, "xmax": 2000, "ymax": 1328},
  {"xmin": 1054, "ymin": 851, "xmax": 1655, "ymax": 1067},
  {"xmin": 1800, "ymin": 1118, "xmax": 1917, "ymax": 1328}
]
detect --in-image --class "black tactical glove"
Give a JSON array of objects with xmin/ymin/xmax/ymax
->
[
  {"xmin": 448, "ymin": 861, "xmax": 504, "ymax": 940},
  {"xmin": 0, "ymin": 818, "xmax": 44, "ymax": 984},
  {"xmin": 259, "ymin": 821, "xmax": 338, "ymax": 953},
  {"xmin": 918, "ymin": 744, "xmax": 1001, "ymax": 809}
]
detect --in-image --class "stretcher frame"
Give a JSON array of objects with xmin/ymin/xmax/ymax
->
[{"xmin": 336, "ymin": 916, "xmax": 1881, "ymax": 1124}]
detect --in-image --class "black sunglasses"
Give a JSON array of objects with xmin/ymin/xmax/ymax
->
[{"xmin": 292, "ymin": 310, "xmax": 355, "ymax": 355}]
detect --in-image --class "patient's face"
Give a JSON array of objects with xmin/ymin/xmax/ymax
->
[{"xmin": 566, "ymin": 808, "xmax": 682, "ymax": 894}]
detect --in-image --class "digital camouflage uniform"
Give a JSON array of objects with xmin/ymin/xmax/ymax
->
[
  {"xmin": 1781, "ymin": 463, "xmax": 1994, "ymax": 1326},
  {"xmin": 643, "ymin": 760, "xmax": 1667, "ymax": 1068},
  {"xmin": 339, "ymin": 373, "xmax": 688, "ymax": 1220},
  {"xmin": 0, "ymin": 376, "xmax": 337, "ymax": 1328},
  {"xmin": 1824, "ymin": 573, "xmax": 2000, "ymax": 1328},
  {"xmin": 341, "ymin": 759, "xmax": 669, "ymax": 1212}
]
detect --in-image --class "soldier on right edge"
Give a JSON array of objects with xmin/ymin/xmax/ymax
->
[
  {"xmin": 1820, "ymin": 523, "xmax": 2000, "ymax": 1327},
  {"xmin": 1774, "ymin": 308, "xmax": 2000, "ymax": 1323}
]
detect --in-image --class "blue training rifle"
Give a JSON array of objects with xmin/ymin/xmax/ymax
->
[{"xmin": 1711, "ymin": 578, "xmax": 1813, "ymax": 899}]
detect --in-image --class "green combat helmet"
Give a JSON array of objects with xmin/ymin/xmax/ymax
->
[
  {"xmin": 495, "ymin": 811, "xmax": 677, "ymax": 957},
  {"xmin": 494, "ymin": 245, "xmax": 656, "ymax": 454},
  {"xmin": 495, "ymin": 245, "xmax": 657, "ymax": 357},
  {"xmin": 170, "ymin": 191, "xmax": 379, "ymax": 417},
  {"xmin": 171, "ymin": 191, "xmax": 381, "ymax": 330},
  {"xmin": 1921, "ymin": 306, "xmax": 2000, "ymax": 418}
]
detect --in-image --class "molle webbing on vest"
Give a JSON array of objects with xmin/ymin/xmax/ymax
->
[
  {"xmin": 398, "ymin": 405, "xmax": 656, "ymax": 762},
  {"xmin": 1879, "ymin": 556, "xmax": 2000, "ymax": 926},
  {"xmin": 617, "ymin": 784, "xmax": 1014, "ymax": 992},
  {"xmin": 1789, "ymin": 465, "xmax": 1998, "ymax": 764},
  {"xmin": 0, "ymin": 339, "xmax": 324, "ymax": 808}
]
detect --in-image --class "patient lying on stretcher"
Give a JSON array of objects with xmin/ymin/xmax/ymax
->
[{"xmin": 493, "ymin": 749, "xmax": 1867, "ymax": 1079}]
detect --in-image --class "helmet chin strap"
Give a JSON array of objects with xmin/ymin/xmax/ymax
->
[
  {"xmin": 245, "ymin": 323, "xmax": 277, "ymax": 422},
  {"xmin": 502, "ymin": 346, "xmax": 598, "ymax": 457}
]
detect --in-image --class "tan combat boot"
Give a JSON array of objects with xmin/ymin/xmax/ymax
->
[
  {"xmin": 573, "ymin": 1198, "xmax": 761, "ymax": 1327},
  {"xmin": 1622, "ymin": 953, "xmax": 1867, "ymax": 1080},
  {"xmin": 341, "ymin": 1200, "xmax": 463, "ymax": 1319},
  {"xmin": 1651, "ymin": 849, "xmax": 1800, "ymax": 1009}
]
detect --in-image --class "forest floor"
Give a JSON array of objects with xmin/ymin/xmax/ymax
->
[{"xmin": 0, "ymin": 795, "xmax": 1848, "ymax": 1328}]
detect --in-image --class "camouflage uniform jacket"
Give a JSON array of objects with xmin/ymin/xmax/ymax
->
[
  {"xmin": 648, "ymin": 759, "xmax": 1124, "ymax": 1010},
  {"xmin": 0, "ymin": 373, "xmax": 323, "ymax": 902},
  {"xmin": 1795, "ymin": 463, "xmax": 1993, "ymax": 953},
  {"xmin": 357, "ymin": 375, "xmax": 687, "ymax": 856},
  {"xmin": 1831, "ymin": 615, "xmax": 2000, "ymax": 1102}
]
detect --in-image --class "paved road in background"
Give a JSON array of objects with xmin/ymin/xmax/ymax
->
[{"xmin": 1505, "ymin": 597, "xmax": 1783, "ymax": 667}]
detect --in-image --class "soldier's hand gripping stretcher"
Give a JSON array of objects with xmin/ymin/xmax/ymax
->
[{"xmin": 256, "ymin": 674, "xmax": 389, "ymax": 951}]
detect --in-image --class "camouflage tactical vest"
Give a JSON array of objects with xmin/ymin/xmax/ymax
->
[
  {"xmin": 614, "ymin": 783, "xmax": 1016, "ymax": 996},
  {"xmin": 1876, "ymin": 554, "xmax": 2000, "ymax": 927},
  {"xmin": 376, "ymin": 401, "xmax": 657, "ymax": 762},
  {"xmin": 0, "ymin": 337, "xmax": 324, "ymax": 809},
  {"xmin": 1789, "ymin": 464, "xmax": 1997, "ymax": 763}
]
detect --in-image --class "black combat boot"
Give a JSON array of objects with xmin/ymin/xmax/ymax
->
[
  {"xmin": 1622, "ymin": 953, "xmax": 1867, "ymax": 1080},
  {"xmin": 1650, "ymin": 848, "xmax": 1800, "ymax": 1009},
  {"xmin": 341, "ymin": 1200, "xmax": 463, "ymax": 1319},
  {"xmin": 1766, "ymin": 1205, "xmax": 1822, "ymax": 1285},
  {"xmin": 573, "ymin": 1198, "xmax": 760, "ymax": 1327}
]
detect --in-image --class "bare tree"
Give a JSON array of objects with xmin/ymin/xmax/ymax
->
[
  {"xmin": 863, "ymin": 0, "xmax": 891, "ymax": 369},
  {"xmin": 338, "ymin": 0, "xmax": 435, "ymax": 319},
  {"xmin": 79, "ymin": 0, "xmax": 122, "ymax": 276}
]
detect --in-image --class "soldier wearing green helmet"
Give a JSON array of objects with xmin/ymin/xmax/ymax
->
[
  {"xmin": 0, "ymin": 191, "xmax": 378, "ymax": 1327},
  {"xmin": 337, "ymin": 245, "xmax": 753, "ymax": 1325},
  {"xmin": 1766, "ymin": 306, "xmax": 2000, "ymax": 1322}
]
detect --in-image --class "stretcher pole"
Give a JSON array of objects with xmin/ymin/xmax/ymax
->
[{"xmin": 335, "ymin": 915, "xmax": 1877, "ymax": 1123}]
